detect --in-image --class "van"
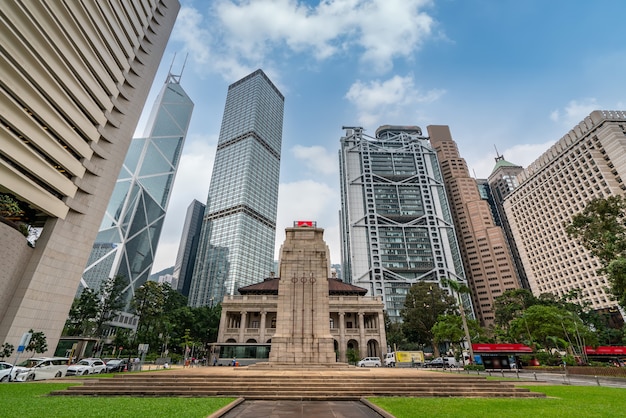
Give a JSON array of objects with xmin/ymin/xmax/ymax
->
[{"xmin": 14, "ymin": 357, "xmax": 70, "ymax": 381}]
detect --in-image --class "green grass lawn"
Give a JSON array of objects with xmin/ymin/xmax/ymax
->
[
  {"xmin": 0, "ymin": 383, "xmax": 235, "ymax": 418},
  {"xmin": 3, "ymin": 383, "xmax": 625, "ymax": 418},
  {"xmin": 369, "ymin": 386, "xmax": 626, "ymax": 418}
]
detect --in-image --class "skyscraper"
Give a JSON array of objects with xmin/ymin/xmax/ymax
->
[
  {"xmin": 0, "ymin": 0, "xmax": 179, "ymax": 356},
  {"xmin": 79, "ymin": 72, "xmax": 194, "ymax": 304},
  {"xmin": 188, "ymin": 70, "xmax": 284, "ymax": 307},
  {"xmin": 504, "ymin": 110, "xmax": 626, "ymax": 316},
  {"xmin": 339, "ymin": 125, "xmax": 473, "ymax": 322},
  {"xmin": 173, "ymin": 199, "xmax": 205, "ymax": 297},
  {"xmin": 487, "ymin": 156, "xmax": 529, "ymax": 289},
  {"xmin": 428, "ymin": 125, "xmax": 520, "ymax": 327}
]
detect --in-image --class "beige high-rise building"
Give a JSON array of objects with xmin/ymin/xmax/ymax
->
[
  {"xmin": 504, "ymin": 110, "xmax": 626, "ymax": 315},
  {"xmin": 428, "ymin": 126, "xmax": 520, "ymax": 328},
  {"xmin": 0, "ymin": 0, "xmax": 179, "ymax": 357}
]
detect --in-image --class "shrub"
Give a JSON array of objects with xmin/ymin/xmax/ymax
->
[{"xmin": 464, "ymin": 364, "xmax": 485, "ymax": 371}]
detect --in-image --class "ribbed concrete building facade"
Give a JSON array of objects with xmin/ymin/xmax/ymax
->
[
  {"xmin": 0, "ymin": 0, "xmax": 179, "ymax": 357},
  {"xmin": 339, "ymin": 125, "xmax": 473, "ymax": 322},
  {"xmin": 428, "ymin": 125, "xmax": 520, "ymax": 327},
  {"xmin": 504, "ymin": 110, "xmax": 626, "ymax": 314}
]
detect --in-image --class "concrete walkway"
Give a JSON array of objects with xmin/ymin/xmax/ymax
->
[{"xmin": 218, "ymin": 400, "xmax": 389, "ymax": 418}]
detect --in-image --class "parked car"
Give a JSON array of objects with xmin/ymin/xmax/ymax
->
[
  {"xmin": 357, "ymin": 357, "xmax": 382, "ymax": 367},
  {"xmin": 425, "ymin": 357, "xmax": 459, "ymax": 368},
  {"xmin": 105, "ymin": 359, "xmax": 128, "ymax": 373},
  {"xmin": 66, "ymin": 358, "xmax": 107, "ymax": 376},
  {"xmin": 0, "ymin": 361, "xmax": 29, "ymax": 382},
  {"xmin": 14, "ymin": 357, "xmax": 70, "ymax": 381}
]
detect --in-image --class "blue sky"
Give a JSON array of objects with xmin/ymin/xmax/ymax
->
[{"xmin": 144, "ymin": 0, "xmax": 626, "ymax": 273}]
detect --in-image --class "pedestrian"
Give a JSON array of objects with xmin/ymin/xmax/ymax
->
[
  {"xmin": 212, "ymin": 355, "xmax": 217, "ymax": 366},
  {"xmin": 232, "ymin": 357, "xmax": 236, "ymax": 367}
]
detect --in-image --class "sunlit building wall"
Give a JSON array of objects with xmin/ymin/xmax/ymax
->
[{"xmin": 504, "ymin": 110, "xmax": 626, "ymax": 315}]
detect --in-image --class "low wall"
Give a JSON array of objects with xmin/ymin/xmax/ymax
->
[{"xmin": 526, "ymin": 366, "xmax": 626, "ymax": 378}]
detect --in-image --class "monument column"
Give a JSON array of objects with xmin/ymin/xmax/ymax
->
[
  {"xmin": 358, "ymin": 312, "xmax": 366, "ymax": 358},
  {"xmin": 239, "ymin": 311, "xmax": 247, "ymax": 342},
  {"xmin": 269, "ymin": 222, "xmax": 336, "ymax": 364}
]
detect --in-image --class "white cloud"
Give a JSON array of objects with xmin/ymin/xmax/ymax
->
[
  {"xmin": 174, "ymin": 1, "xmax": 436, "ymax": 79},
  {"xmin": 275, "ymin": 180, "xmax": 340, "ymax": 262},
  {"xmin": 292, "ymin": 145, "xmax": 338, "ymax": 175},
  {"xmin": 171, "ymin": 7, "xmax": 213, "ymax": 65},
  {"xmin": 467, "ymin": 141, "xmax": 555, "ymax": 179},
  {"xmin": 550, "ymin": 99, "xmax": 600, "ymax": 127},
  {"xmin": 345, "ymin": 74, "xmax": 445, "ymax": 127}
]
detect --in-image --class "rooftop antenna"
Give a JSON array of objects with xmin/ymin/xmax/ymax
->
[
  {"xmin": 165, "ymin": 52, "xmax": 188, "ymax": 84},
  {"xmin": 494, "ymin": 145, "xmax": 504, "ymax": 162}
]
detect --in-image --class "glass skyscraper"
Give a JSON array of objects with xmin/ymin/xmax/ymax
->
[
  {"xmin": 173, "ymin": 199, "xmax": 205, "ymax": 297},
  {"xmin": 339, "ymin": 125, "xmax": 472, "ymax": 322},
  {"xmin": 188, "ymin": 69, "xmax": 284, "ymax": 307},
  {"xmin": 80, "ymin": 73, "xmax": 194, "ymax": 303}
]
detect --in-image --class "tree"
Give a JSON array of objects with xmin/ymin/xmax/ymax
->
[
  {"xmin": 25, "ymin": 329, "xmax": 47, "ymax": 355},
  {"xmin": 566, "ymin": 196, "xmax": 626, "ymax": 309},
  {"xmin": 0, "ymin": 194, "xmax": 24, "ymax": 219},
  {"xmin": 493, "ymin": 289, "xmax": 536, "ymax": 330},
  {"xmin": 441, "ymin": 278, "xmax": 475, "ymax": 362},
  {"xmin": 63, "ymin": 288, "xmax": 99, "ymax": 336},
  {"xmin": 400, "ymin": 282, "xmax": 456, "ymax": 356},
  {"xmin": 508, "ymin": 305, "xmax": 596, "ymax": 357},
  {"xmin": 1, "ymin": 343, "xmax": 14, "ymax": 360},
  {"xmin": 94, "ymin": 275, "xmax": 127, "ymax": 337}
]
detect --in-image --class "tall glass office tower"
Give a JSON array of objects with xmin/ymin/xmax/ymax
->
[
  {"xmin": 188, "ymin": 70, "xmax": 284, "ymax": 307},
  {"xmin": 80, "ymin": 73, "xmax": 194, "ymax": 303},
  {"xmin": 339, "ymin": 125, "xmax": 472, "ymax": 322}
]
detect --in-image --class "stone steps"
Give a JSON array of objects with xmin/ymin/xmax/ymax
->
[{"xmin": 49, "ymin": 369, "xmax": 546, "ymax": 399}]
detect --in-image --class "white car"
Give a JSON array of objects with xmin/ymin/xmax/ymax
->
[
  {"xmin": 66, "ymin": 358, "xmax": 107, "ymax": 376},
  {"xmin": 14, "ymin": 357, "xmax": 69, "ymax": 381},
  {"xmin": 0, "ymin": 361, "xmax": 29, "ymax": 382},
  {"xmin": 357, "ymin": 357, "xmax": 382, "ymax": 367}
]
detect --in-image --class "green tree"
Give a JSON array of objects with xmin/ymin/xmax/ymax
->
[
  {"xmin": 25, "ymin": 329, "xmax": 47, "ymax": 355},
  {"xmin": 1, "ymin": 343, "xmax": 15, "ymax": 360},
  {"xmin": 493, "ymin": 289, "xmax": 536, "ymax": 331},
  {"xmin": 441, "ymin": 278, "xmax": 475, "ymax": 362},
  {"xmin": 94, "ymin": 275, "xmax": 127, "ymax": 337},
  {"xmin": 566, "ymin": 196, "xmax": 626, "ymax": 309},
  {"xmin": 384, "ymin": 312, "xmax": 407, "ymax": 351},
  {"xmin": 63, "ymin": 288, "xmax": 99, "ymax": 336},
  {"xmin": 400, "ymin": 282, "xmax": 456, "ymax": 356},
  {"xmin": 0, "ymin": 194, "xmax": 24, "ymax": 219},
  {"xmin": 509, "ymin": 305, "xmax": 596, "ymax": 358}
]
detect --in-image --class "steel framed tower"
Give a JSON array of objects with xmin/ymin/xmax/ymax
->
[
  {"xmin": 79, "ymin": 72, "xmax": 194, "ymax": 305},
  {"xmin": 339, "ymin": 125, "xmax": 473, "ymax": 322},
  {"xmin": 188, "ymin": 69, "xmax": 284, "ymax": 307}
]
